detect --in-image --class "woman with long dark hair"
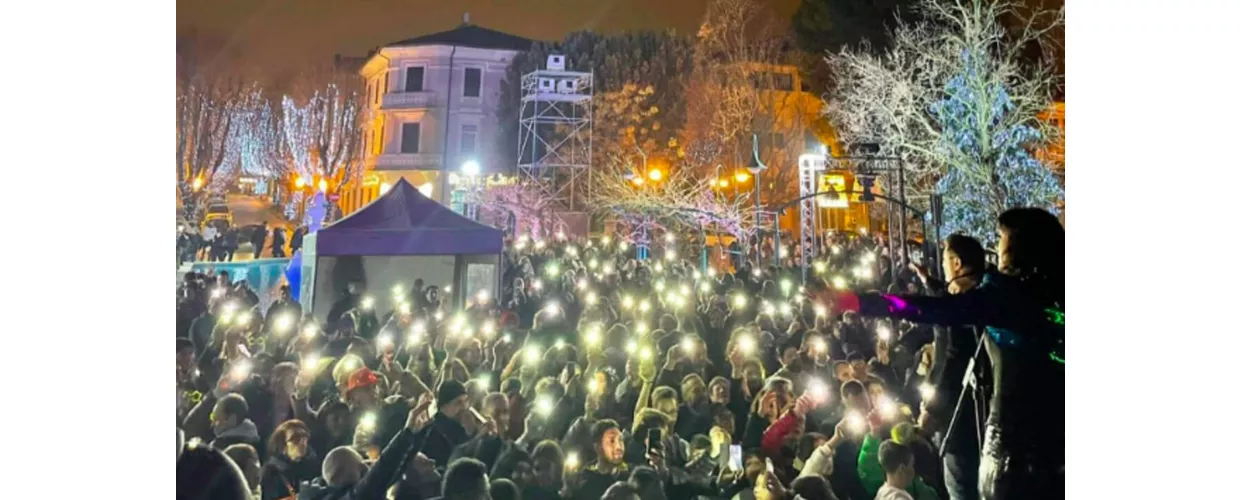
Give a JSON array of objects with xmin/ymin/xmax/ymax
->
[
  {"xmin": 817, "ymin": 207, "xmax": 1064, "ymax": 500},
  {"xmin": 260, "ymin": 420, "xmax": 320, "ymax": 500}
]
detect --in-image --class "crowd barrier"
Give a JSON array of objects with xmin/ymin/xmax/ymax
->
[{"xmin": 189, "ymin": 258, "xmax": 291, "ymax": 311}]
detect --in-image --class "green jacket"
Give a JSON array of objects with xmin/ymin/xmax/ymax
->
[{"xmin": 857, "ymin": 434, "xmax": 940, "ymax": 500}]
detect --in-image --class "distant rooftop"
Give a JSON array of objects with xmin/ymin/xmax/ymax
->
[{"xmin": 385, "ymin": 15, "xmax": 535, "ymax": 52}]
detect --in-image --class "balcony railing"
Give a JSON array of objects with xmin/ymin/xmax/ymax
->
[
  {"xmin": 382, "ymin": 91, "xmax": 439, "ymax": 110},
  {"xmin": 375, "ymin": 152, "xmax": 443, "ymax": 170}
]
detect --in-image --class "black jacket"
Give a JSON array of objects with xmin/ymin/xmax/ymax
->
[
  {"xmin": 852, "ymin": 272, "xmax": 1065, "ymax": 462},
  {"xmin": 297, "ymin": 427, "xmax": 423, "ymax": 500},
  {"xmin": 210, "ymin": 418, "xmax": 262, "ymax": 451},
  {"xmin": 571, "ymin": 464, "xmax": 629, "ymax": 500},
  {"xmin": 291, "ymin": 229, "xmax": 305, "ymax": 250},
  {"xmin": 261, "ymin": 451, "xmax": 321, "ymax": 500},
  {"xmin": 419, "ymin": 413, "xmax": 470, "ymax": 469}
]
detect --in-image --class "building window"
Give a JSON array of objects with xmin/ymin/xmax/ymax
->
[
  {"xmin": 460, "ymin": 124, "xmax": 478, "ymax": 155},
  {"xmin": 376, "ymin": 124, "xmax": 384, "ymax": 154},
  {"xmin": 773, "ymin": 74, "xmax": 794, "ymax": 91},
  {"xmin": 400, "ymin": 123, "xmax": 421, "ymax": 153},
  {"xmin": 464, "ymin": 68, "xmax": 482, "ymax": 97},
  {"xmin": 405, "ymin": 67, "xmax": 424, "ymax": 92},
  {"xmin": 381, "ymin": 73, "xmax": 388, "ymax": 96}
]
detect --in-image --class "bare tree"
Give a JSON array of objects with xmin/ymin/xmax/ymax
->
[
  {"xmin": 682, "ymin": 0, "xmax": 813, "ymax": 206},
  {"xmin": 826, "ymin": 0, "xmax": 1064, "ymax": 202},
  {"xmin": 590, "ymin": 150, "xmax": 754, "ymax": 244},
  {"xmin": 478, "ymin": 181, "xmax": 560, "ymax": 237},
  {"xmin": 176, "ymin": 76, "xmax": 245, "ymax": 222},
  {"xmin": 278, "ymin": 67, "xmax": 367, "ymax": 221},
  {"xmin": 232, "ymin": 86, "xmax": 283, "ymax": 178}
]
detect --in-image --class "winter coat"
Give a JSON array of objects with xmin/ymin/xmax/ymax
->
[
  {"xmin": 261, "ymin": 451, "xmax": 321, "ymax": 500},
  {"xmin": 266, "ymin": 300, "xmax": 304, "ymax": 329},
  {"xmin": 571, "ymin": 464, "xmax": 629, "ymax": 500},
  {"xmin": 211, "ymin": 418, "xmax": 262, "ymax": 451},
  {"xmin": 290, "ymin": 229, "xmax": 305, "ymax": 250},
  {"xmin": 177, "ymin": 299, "xmax": 207, "ymax": 340},
  {"xmin": 845, "ymin": 272, "xmax": 1065, "ymax": 463},
  {"xmin": 418, "ymin": 413, "xmax": 470, "ymax": 469},
  {"xmin": 448, "ymin": 434, "xmax": 510, "ymax": 472},
  {"xmin": 675, "ymin": 404, "xmax": 714, "ymax": 441},
  {"xmin": 188, "ymin": 313, "xmax": 217, "ymax": 358},
  {"xmin": 296, "ymin": 427, "xmax": 423, "ymax": 500},
  {"xmin": 252, "ymin": 227, "xmax": 268, "ymax": 250}
]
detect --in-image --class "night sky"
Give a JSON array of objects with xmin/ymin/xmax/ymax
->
[{"xmin": 178, "ymin": 0, "xmax": 800, "ymax": 83}]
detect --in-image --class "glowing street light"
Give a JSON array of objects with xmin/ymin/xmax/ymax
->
[
  {"xmin": 648, "ymin": 168, "xmax": 664, "ymax": 182},
  {"xmin": 734, "ymin": 171, "xmax": 750, "ymax": 183},
  {"xmin": 318, "ymin": 179, "xmax": 328, "ymax": 192},
  {"xmin": 461, "ymin": 160, "xmax": 481, "ymax": 177}
]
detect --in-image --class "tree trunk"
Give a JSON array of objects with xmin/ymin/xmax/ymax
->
[{"xmin": 180, "ymin": 184, "xmax": 204, "ymax": 224}]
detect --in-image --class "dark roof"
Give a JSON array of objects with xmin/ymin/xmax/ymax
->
[
  {"xmin": 386, "ymin": 24, "xmax": 534, "ymax": 52},
  {"xmin": 333, "ymin": 54, "xmax": 366, "ymax": 72}
]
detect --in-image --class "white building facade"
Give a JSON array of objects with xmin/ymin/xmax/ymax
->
[{"xmin": 340, "ymin": 21, "xmax": 532, "ymax": 213}]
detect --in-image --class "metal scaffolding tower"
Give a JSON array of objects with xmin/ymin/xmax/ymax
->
[
  {"xmin": 798, "ymin": 153, "xmax": 829, "ymax": 275},
  {"xmin": 517, "ymin": 55, "xmax": 593, "ymax": 212}
]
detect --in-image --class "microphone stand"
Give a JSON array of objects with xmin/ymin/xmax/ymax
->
[{"xmin": 939, "ymin": 331, "xmax": 987, "ymax": 458}]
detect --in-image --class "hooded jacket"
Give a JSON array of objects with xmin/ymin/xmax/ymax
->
[{"xmin": 211, "ymin": 418, "xmax": 261, "ymax": 451}]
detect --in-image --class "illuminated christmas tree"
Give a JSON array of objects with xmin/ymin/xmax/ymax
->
[{"xmin": 930, "ymin": 52, "xmax": 1063, "ymax": 247}]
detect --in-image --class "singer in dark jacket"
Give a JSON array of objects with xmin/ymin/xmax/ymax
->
[{"xmin": 823, "ymin": 208, "xmax": 1064, "ymax": 500}]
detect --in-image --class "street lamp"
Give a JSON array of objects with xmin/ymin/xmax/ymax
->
[
  {"xmin": 318, "ymin": 179, "xmax": 328, "ymax": 193},
  {"xmin": 294, "ymin": 176, "xmax": 306, "ymax": 189},
  {"xmin": 648, "ymin": 168, "xmax": 664, "ymax": 182},
  {"xmin": 459, "ymin": 160, "xmax": 483, "ymax": 220},
  {"xmin": 748, "ymin": 133, "xmax": 768, "ymax": 268},
  {"xmin": 462, "ymin": 159, "xmax": 481, "ymax": 177}
]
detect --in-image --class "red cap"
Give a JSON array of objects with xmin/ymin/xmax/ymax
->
[{"xmin": 346, "ymin": 367, "xmax": 379, "ymax": 393}]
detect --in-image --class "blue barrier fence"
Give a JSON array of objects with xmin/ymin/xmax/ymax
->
[{"xmin": 189, "ymin": 258, "xmax": 291, "ymax": 310}]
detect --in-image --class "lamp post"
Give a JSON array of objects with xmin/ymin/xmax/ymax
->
[
  {"xmin": 748, "ymin": 133, "xmax": 768, "ymax": 269},
  {"xmin": 460, "ymin": 160, "xmax": 482, "ymax": 220}
]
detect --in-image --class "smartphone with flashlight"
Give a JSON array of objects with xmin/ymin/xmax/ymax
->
[
  {"xmin": 647, "ymin": 428, "xmax": 663, "ymax": 453},
  {"xmin": 728, "ymin": 445, "xmax": 743, "ymax": 471},
  {"xmin": 764, "ymin": 457, "xmax": 775, "ymax": 474}
]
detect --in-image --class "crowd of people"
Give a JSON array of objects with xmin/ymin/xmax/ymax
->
[
  {"xmin": 178, "ymin": 221, "xmax": 307, "ymax": 265},
  {"xmin": 175, "ymin": 207, "xmax": 1064, "ymax": 500}
]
